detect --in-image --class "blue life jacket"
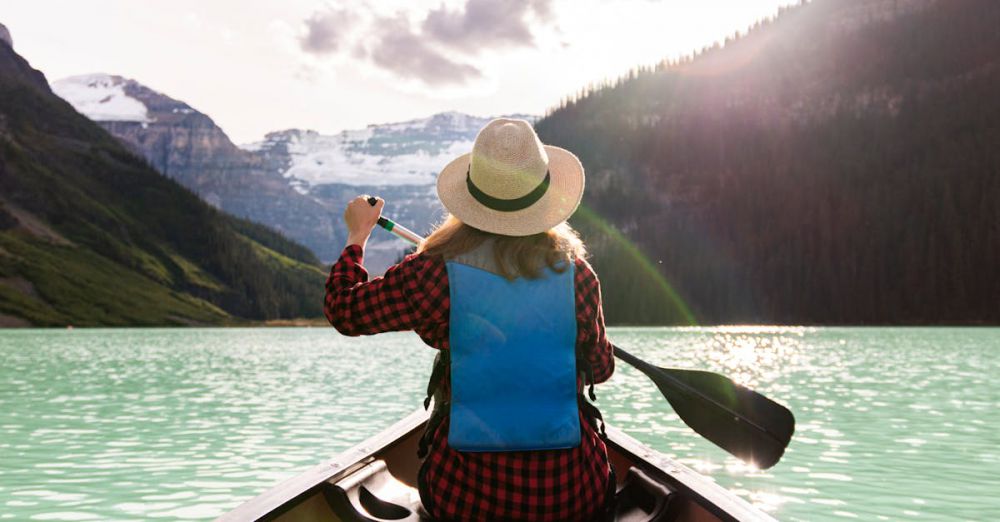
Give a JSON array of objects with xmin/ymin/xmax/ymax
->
[{"xmin": 445, "ymin": 254, "xmax": 580, "ymax": 452}]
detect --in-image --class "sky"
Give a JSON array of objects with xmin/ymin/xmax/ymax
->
[{"xmin": 4, "ymin": 0, "xmax": 798, "ymax": 144}]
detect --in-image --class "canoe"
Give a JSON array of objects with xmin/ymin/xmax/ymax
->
[{"xmin": 220, "ymin": 409, "xmax": 775, "ymax": 522}]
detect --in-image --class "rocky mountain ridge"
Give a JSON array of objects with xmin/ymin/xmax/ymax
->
[
  {"xmin": 53, "ymin": 74, "xmax": 340, "ymax": 260},
  {"xmin": 244, "ymin": 112, "xmax": 504, "ymax": 191},
  {"xmin": 243, "ymin": 112, "xmax": 531, "ymax": 269},
  {"xmin": 54, "ymin": 75, "xmax": 534, "ymax": 269},
  {"xmin": 0, "ymin": 22, "xmax": 12, "ymax": 48}
]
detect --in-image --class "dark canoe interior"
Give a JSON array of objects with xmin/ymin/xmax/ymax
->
[{"xmin": 219, "ymin": 410, "xmax": 773, "ymax": 522}]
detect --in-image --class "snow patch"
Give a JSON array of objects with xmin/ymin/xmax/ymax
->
[
  {"xmin": 280, "ymin": 132, "xmax": 472, "ymax": 189},
  {"xmin": 241, "ymin": 112, "xmax": 536, "ymax": 189},
  {"xmin": 52, "ymin": 74, "xmax": 152, "ymax": 123}
]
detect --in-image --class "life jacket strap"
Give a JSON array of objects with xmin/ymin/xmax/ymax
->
[
  {"xmin": 418, "ymin": 352, "xmax": 450, "ymax": 458},
  {"xmin": 577, "ymin": 356, "xmax": 607, "ymax": 439},
  {"xmin": 579, "ymin": 355, "xmax": 598, "ymax": 402},
  {"xmin": 579, "ymin": 396, "xmax": 608, "ymax": 440},
  {"xmin": 423, "ymin": 351, "xmax": 449, "ymax": 410},
  {"xmin": 418, "ymin": 399, "xmax": 449, "ymax": 459}
]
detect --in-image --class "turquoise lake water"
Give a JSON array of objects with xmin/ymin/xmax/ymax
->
[{"xmin": 0, "ymin": 327, "xmax": 997, "ymax": 521}]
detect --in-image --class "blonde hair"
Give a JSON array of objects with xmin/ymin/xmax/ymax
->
[{"xmin": 418, "ymin": 215, "xmax": 586, "ymax": 280}]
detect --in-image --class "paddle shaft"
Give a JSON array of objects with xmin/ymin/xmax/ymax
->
[
  {"xmin": 613, "ymin": 345, "xmax": 778, "ymax": 443},
  {"xmin": 363, "ymin": 197, "xmax": 793, "ymax": 467},
  {"xmin": 367, "ymin": 198, "xmax": 425, "ymax": 244}
]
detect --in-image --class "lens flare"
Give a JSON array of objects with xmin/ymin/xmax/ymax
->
[{"xmin": 573, "ymin": 205, "xmax": 698, "ymax": 326}]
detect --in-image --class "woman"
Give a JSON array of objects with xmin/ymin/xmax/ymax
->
[{"xmin": 325, "ymin": 118, "xmax": 615, "ymax": 521}]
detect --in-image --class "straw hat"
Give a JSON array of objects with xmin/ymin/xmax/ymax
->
[{"xmin": 437, "ymin": 118, "xmax": 585, "ymax": 236}]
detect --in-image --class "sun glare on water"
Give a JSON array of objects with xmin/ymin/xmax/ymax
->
[{"xmin": 699, "ymin": 328, "xmax": 807, "ymax": 387}]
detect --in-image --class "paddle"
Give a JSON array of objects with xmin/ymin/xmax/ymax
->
[
  {"xmin": 612, "ymin": 348, "xmax": 794, "ymax": 470},
  {"xmin": 364, "ymin": 198, "xmax": 795, "ymax": 469}
]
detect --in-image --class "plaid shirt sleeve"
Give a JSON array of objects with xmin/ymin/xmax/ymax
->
[
  {"xmin": 324, "ymin": 244, "xmax": 448, "ymax": 336},
  {"xmin": 575, "ymin": 258, "xmax": 615, "ymax": 384},
  {"xmin": 326, "ymin": 246, "xmax": 615, "ymax": 376}
]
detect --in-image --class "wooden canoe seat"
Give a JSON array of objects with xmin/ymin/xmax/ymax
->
[
  {"xmin": 323, "ymin": 458, "xmax": 677, "ymax": 522},
  {"xmin": 323, "ymin": 460, "xmax": 427, "ymax": 521},
  {"xmin": 611, "ymin": 467, "xmax": 678, "ymax": 521}
]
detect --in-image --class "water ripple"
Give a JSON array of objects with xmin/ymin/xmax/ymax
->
[{"xmin": 0, "ymin": 327, "xmax": 997, "ymax": 521}]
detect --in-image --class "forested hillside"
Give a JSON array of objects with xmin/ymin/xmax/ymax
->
[
  {"xmin": 537, "ymin": 0, "xmax": 1000, "ymax": 324},
  {"xmin": 0, "ymin": 36, "xmax": 324, "ymax": 326}
]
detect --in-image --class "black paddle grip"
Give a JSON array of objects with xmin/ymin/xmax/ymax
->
[{"xmin": 366, "ymin": 196, "xmax": 390, "ymax": 228}]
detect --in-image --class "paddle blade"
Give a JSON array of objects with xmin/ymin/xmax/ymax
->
[{"xmin": 615, "ymin": 347, "xmax": 795, "ymax": 469}]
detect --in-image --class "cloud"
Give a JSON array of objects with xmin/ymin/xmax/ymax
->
[
  {"xmin": 366, "ymin": 16, "xmax": 482, "ymax": 86},
  {"xmin": 297, "ymin": 0, "xmax": 554, "ymax": 86},
  {"xmin": 423, "ymin": 0, "xmax": 553, "ymax": 50},
  {"xmin": 300, "ymin": 8, "xmax": 355, "ymax": 55}
]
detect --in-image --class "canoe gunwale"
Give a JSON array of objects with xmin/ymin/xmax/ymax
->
[
  {"xmin": 218, "ymin": 409, "xmax": 775, "ymax": 522},
  {"xmin": 217, "ymin": 410, "xmax": 429, "ymax": 522},
  {"xmin": 603, "ymin": 424, "xmax": 774, "ymax": 522}
]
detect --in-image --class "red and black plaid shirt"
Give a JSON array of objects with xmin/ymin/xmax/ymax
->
[{"xmin": 325, "ymin": 244, "xmax": 614, "ymax": 521}]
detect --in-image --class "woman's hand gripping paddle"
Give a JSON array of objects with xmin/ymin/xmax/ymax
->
[
  {"xmin": 365, "ymin": 197, "xmax": 425, "ymax": 245},
  {"xmin": 365, "ymin": 197, "xmax": 795, "ymax": 469}
]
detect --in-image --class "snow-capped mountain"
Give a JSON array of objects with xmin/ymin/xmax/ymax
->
[
  {"xmin": 244, "ymin": 112, "xmax": 533, "ymax": 270},
  {"xmin": 52, "ymin": 74, "xmax": 338, "ymax": 262},
  {"xmin": 51, "ymin": 74, "xmax": 152, "ymax": 122},
  {"xmin": 53, "ymin": 73, "xmax": 535, "ymax": 271},
  {"xmin": 244, "ymin": 112, "xmax": 536, "ymax": 269},
  {"xmin": 244, "ymin": 112, "xmax": 530, "ymax": 191}
]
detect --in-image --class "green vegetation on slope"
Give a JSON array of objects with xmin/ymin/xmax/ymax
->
[
  {"xmin": 0, "ymin": 41, "xmax": 325, "ymax": 325},
  {"xmin": 537, "ymin": 0, "xmax": 1000, "ymax": 325},
  {"xmin": 0, "ymin": 233, "xmax": 228, "ymax": 326}
]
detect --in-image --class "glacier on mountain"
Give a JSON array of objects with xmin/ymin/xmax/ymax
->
[
  {"xmin": 242, "ymin": 112, "xmax": 529, "ymax": 191},
  {"xmin": 50, "ymin": 72, "xmax": 536, "ymax": 269},
  {"xmin": 52, "ymin": 74, "xmax": 152, "ymax": 123}
]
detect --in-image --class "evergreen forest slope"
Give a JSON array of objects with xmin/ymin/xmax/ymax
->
[{"xmin": 537, "ymin": 0, "xmax": 1000, "ymax": 325}]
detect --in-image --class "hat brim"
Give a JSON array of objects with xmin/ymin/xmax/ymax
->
[{"xmin": 436, "ymin": 145, "xmax": 585, "ymax": 236}]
